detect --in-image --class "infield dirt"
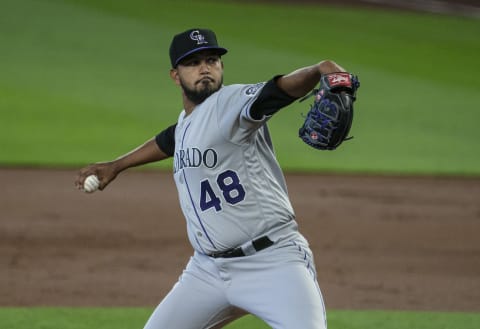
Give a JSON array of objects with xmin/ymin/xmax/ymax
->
[{"xmin": 1, "ymin": 168, "xmax": 479, "ymax": 312}]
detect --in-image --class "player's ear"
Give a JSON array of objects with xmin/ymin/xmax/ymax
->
[{"xmin": 170, "ymin": 68, "xmax": 180, "ymax": 85}]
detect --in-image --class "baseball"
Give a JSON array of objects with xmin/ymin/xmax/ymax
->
[{"xmin": 83, "ymin": 175, "xmax": 100, "ymax": 193}]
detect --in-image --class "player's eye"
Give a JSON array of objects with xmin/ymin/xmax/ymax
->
[
  {"xmin": 207, "ymin": 56, "xmax": 219, "ymax": 64},
  {"xmin": 185, "ymin": 59, "xmax": 200, "ymax": 66}
]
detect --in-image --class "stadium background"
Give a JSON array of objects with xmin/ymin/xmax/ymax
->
[{"xmin": 1, "ymin": 0, "xmax": 479, "ymax": 328}]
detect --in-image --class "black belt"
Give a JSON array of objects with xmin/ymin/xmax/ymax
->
[{"xmin": 210, "ymin": 236, "xmax": 274, "ymax": 258}]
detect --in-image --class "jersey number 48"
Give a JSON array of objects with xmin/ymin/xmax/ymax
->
[{"xmin": 200, "ymin": 170, "xmax": 246, "ymax": 212}]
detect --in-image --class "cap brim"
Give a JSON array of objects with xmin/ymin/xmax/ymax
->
[{"xmin": 174, "ymin": 46, "xmax": 228, "ymax": 67}]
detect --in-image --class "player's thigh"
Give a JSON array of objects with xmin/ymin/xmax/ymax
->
[
  {"xmin": 248, "ymin": 264, "xmax": 326, "ymax": 329},
  {"xmin": 227, "ymin": 248, "xmax": 327, "ymax": 329},
  {"xmin": 143, "ymin": 257, "xmax": 233, "ymax": 329}
]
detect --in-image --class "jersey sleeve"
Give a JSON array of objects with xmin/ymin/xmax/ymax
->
[
  {"xmin": 249, "ymin": 75, "xmax": 298, "ymax": 120},
  {"xmin": 215, "ymin": 83, "xmax": 270, "ymax": 144},
  {"xmin": 215, "ymin": 77, "xmax": 298, "ymax": 144}
]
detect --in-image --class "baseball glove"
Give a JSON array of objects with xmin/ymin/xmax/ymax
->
[{"xmin": 298, "ymin": 72, "xmax": 360, "ymax": 150}]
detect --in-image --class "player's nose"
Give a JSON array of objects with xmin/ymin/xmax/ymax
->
[{"xmin": 199, "ymin": 60, "xmax": 210, "ymax": 72}]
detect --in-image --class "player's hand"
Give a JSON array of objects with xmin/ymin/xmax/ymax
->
[{"xmin": 75, "ymin": 162, "xmax": 119, "ymax": 191}]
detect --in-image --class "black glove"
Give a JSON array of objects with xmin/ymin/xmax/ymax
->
[{"xmin": 299, "ymin": 72, "xmax": 360, "ymax": 150}]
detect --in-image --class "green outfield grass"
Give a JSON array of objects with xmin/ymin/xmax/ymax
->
[
  {"xmin": 0, "ymin": 308, "xmax": 479, "ymax": 329},
  {"xmin": 1, "ymin": 0, "xmax": 479, "ymax": 174}
]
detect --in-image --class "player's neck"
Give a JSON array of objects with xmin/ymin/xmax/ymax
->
[{"xmin": 182, "ymin": 97, "xmax": 196, "ymax": 116}]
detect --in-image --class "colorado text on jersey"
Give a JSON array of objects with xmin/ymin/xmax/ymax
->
[{"xmin": 174, "ymin": 147, "xmax": 218, "ymax": 173}]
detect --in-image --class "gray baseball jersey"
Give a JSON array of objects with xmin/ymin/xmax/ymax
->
[
  {"xmin": 173, "ymin": 82, "xmax": 296, "ymax": 255},
  {"xmin": 145, "ymin": 82, "xmax": 328, "ymax": 329}
]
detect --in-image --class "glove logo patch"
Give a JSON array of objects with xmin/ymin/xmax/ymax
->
[{"xmin": 327, "ymin": 73, "xmax": 351, "ymax": 88}]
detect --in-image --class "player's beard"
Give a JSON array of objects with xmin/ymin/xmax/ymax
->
[{"xmin": 181, "ymin": 76, "xmax": 223, "ymax": 105}]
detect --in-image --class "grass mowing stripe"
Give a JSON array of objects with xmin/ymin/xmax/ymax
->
[{"xmin": 0, "ymin": 308, "xmax": 479, "ymax": 329}]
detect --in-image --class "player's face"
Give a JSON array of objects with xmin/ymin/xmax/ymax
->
[{"xmin": 172, "ymin": 51, "xmax": 224, "ymax": 105}]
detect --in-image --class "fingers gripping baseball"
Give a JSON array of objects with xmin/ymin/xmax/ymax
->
[
  {"xmin": 75, "ymin": 169, "xmax": 102, "ymax": 193},
  {"xmin": 83, "ymin": 175, "xmax": 100, "ymax": 193},
  {"xmin": 75, "ymin": 162, "xmax": 118, "ymax": 193}
]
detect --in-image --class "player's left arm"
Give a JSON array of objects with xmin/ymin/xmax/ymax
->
[
  {"xmin": 277, "ymin": 60, "xmax": 346, "ymax": 98},
  {"xmin": 249, "ymin": 60, "xmax": 346, "ymax": 120}
]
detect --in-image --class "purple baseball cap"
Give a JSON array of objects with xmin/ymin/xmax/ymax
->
[{"xmin": 169, "ymin": 28, "xmax": 228, "ymax": 68}]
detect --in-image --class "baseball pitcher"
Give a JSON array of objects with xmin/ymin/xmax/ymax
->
[{"xmin": 75, "ymin": 28, "xmax": 359, "ymax": 329}]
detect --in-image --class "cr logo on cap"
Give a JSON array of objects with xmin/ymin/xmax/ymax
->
[{"xmin": 189, "ymin": 30, "xmax": 208, "ymax": 45}]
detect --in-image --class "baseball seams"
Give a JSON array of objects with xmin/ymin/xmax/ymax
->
[{"xmin": 83, "ymin": 175, "xmax": 100, "ymax": 193}]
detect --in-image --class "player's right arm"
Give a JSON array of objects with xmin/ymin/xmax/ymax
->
[{"xmin": 75, "ymin": 124, "xmax": 176, "ymax": 191}]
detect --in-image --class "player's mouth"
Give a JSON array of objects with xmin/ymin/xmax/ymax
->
[{"xmin": 196, "ymin": 77, "xmax": 214, "ymax": 85}]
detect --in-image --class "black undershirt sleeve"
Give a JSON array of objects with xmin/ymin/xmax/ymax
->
[
  {"xmin": 155, "ymin": 123, "xmax": 177, "ymax": 157},
  {"xmin": 249, "ymin": 75, "xmax": 298, "ymax": 120}
]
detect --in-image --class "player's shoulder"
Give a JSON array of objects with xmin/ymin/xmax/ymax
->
[{"xmin": 217, "ymin": 82, "xmax": 267, "ymax": 99}]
